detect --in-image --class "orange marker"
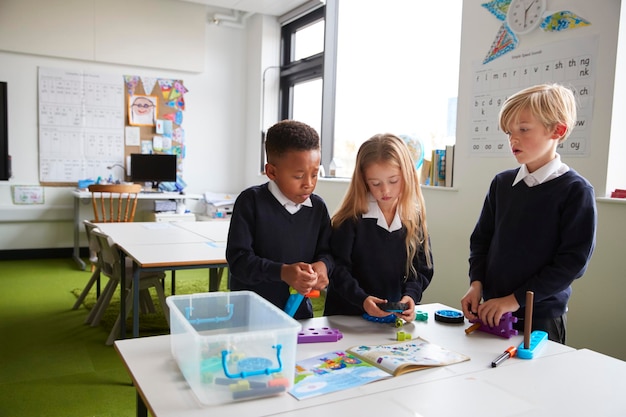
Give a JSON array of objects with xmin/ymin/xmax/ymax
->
[{"xmin": 491, "ymin": 346, "xmax": 517, "ymax": 368}]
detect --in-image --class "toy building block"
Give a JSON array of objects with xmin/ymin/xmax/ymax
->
[
  {"xmin": 284, "ymin": 288, "xmax": 320, "ymax": 317},
  {"xmin": 415, "ymin": 310, "xmax": 428, "ymax": 321},
  {"xmin": 362, "ymin": 313, "xmax": 397, "ymax": 324},
  {"xmin": 468, "ymin": 311, "xmax": 519, "ymax": 338},
  {"xmin": 298, "ymin": 327, "xmax": 344, "ymax": 344},
  {"xmin": 517, "ymin": 330, "xmax": 548, "ymax": 359},
  {"xmin": 396, "ymin": 331, "xmax": 412, "ymax": 341}
]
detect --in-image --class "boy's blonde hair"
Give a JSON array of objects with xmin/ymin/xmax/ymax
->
[
  {"xmin": 332, "ymin": 134, "xmax": 432, "ymax": 277},
  {"xmin": 499, "ymin": 83, "xmax": 577, "ymax": 143}
]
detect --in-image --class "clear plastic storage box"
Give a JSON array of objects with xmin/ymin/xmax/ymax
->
[{"xmin": 166, "ymin": 291, "xmax": 301, "ymax": 405}]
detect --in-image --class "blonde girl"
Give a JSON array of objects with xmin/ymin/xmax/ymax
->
[{"xmin": 324, "ymin": 133, "xmax": 433, "ymax": 323}]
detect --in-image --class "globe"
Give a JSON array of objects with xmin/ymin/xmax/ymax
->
[{"xmin": 399, "ymin": 134, "xmax": 424, "ymax": 170}]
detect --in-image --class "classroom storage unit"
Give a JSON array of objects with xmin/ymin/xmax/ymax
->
[{"xmin": 166, "ymin": 291, "xmax": 301, "ymax": 405}]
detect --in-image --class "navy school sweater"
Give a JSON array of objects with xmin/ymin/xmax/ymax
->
[
  {"xmin": 469, "ymin": 168, "xmax": 596, "ymax": 320},
  {"xmin": 226, "ymin": 183, "xmax": 333, "ymax": 319}
]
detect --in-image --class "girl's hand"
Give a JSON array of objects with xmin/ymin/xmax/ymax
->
[
  {"xmin": 396, "ymin": 295, "xmax": 416, "ymax": 323},
  {"xmin": 363, "ymin": 295, "xmax": 387, "ymax": 317}
]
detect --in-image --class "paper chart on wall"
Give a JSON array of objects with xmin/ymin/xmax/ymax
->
[
  {"xmin": 38, "ymin": 67, "xmax": 125, "ymax": 183},
  {"xmin": 470, "ymin": 35, "xmax": 598, "ymax": 157}
]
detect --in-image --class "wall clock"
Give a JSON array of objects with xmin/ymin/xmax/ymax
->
[
  {"xmin": 506, "ymin": 0, "xmax": 547, "ymax": 35},
  {"xmin": 481, "ymin": 0, "xmax": 591, "ymax": 64}
]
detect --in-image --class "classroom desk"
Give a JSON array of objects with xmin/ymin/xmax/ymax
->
[
  {"xmin": 72, "ymin": 189, "xmax": 201, "ymax": 270},
  {"xmin": 114, "ymin": 303, "xmax": 588, "ymax": 417},
  {"xmin": 95, "ymin": 221, "xmax": 228, "ymax": 339},
  {"xmin": 171, "ymin": 219, "xmax": 230, "ymax": 242}
]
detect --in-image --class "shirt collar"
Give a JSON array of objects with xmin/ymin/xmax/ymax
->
[
  {"xmin": 268, "ymin": 180, "xmax": 312, "ymax": 214},
  {"xmin": 362, "ymin": 194, "xmax": 402, "ymax": 232},
  {"xmin": 512, "ymin": 153, "xmax": 569, "ymax": 187}
]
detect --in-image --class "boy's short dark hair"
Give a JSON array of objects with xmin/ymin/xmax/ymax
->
[{"xmin": 265, "ymin": 120, "xmax": 320, "ymax": 163}]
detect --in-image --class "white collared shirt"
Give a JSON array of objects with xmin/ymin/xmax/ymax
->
[
  {"xmin": 362, "ymin": 194, "xmax": 402, "ymax": 232},
  {"xmin": 268, "ymin": 180, "xmax": 312, "ymax": 214},
  {"xmin": 512, "ymin": 153, "xmax": 570, "ymax": 187}
]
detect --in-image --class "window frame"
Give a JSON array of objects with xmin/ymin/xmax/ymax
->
[{"xmin": 278, "ymin": 3, "xmax": 338, "ymax": 172}]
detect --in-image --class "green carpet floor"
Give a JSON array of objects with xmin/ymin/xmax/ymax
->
[
  {"xmin": 0, "ymin": 257, "xmax": 325, "ymax": 417},
  {"xmin": 0, "ymin": 258, "xmax": 230, "ymax": 417}
]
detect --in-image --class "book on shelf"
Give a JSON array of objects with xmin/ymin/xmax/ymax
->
[
  {"xmin": 429, "ymin": 149, "xmax": 447, "ymax": 186},
  {"xmin": 288, "ymin": 337, "xmax": 469, "ymax": 400},
  {"xmin": 445, "ymin": 144, "xmax": 455, "ymax": 187}
]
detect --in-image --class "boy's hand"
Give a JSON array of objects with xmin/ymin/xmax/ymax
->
[
  {"xmin": 311, "ymin": 261, "xmax": 329, "ymax": 290},
  {"xmin": 476, "ymin": 295, "xmax": 520, "ymax": 328},
  {"xmin": 281, "ymin": 262, "xmax": 317, "ymax": 295},
  {"xmin": 461, "ymin": 281, "xmax": 483, "ymax": 320}
]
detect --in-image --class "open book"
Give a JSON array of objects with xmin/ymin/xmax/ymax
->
[{"xmin": 289, "ymin": 337, "xmax": 469, "ymax": 400}]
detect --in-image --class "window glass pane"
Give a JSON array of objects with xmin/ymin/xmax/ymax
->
[
  {"xmin": 294, "ymin": 20, "xmax": 325, "ymax": 61},
  {"xmin": 292, "ymin": 78, "xmax": 323, "ymax": 136},
  {"xmin": 332, "ymin": 0, "xmax": 462, "ymax": 178}
]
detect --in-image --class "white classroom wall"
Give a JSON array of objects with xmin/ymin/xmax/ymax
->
[{"xmin": 0, "ymin": 0, "xmax": 625, "ymax": 361}]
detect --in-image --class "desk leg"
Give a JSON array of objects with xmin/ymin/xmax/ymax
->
[
  {"xmin": 120, "ymin": 252, "xmax": 127, "ymax": 339},
  {"xmin": 136, "ymin": 391, "xmax": 148, "ymax": 417},
  {"xmin": 73, "ymin": 196, "xmax": 86, "ymax": 270},
  {"xmin": 133, "ymin": 263, "xmax": 140, "ymax": 338}
]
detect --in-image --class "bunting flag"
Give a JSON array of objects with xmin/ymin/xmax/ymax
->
[
  {"xmin": 541, "ymin": 11, "xmax": 591, "ymax": 32},
  {"xmin": 481, "ymin": 0, "xmax": 511, "ymax": 21},
  {"xmin": 165, "ymin": 97, "xmax": 185, "ymax": 111},
  {"xmin": 141, "ymin": 77, "xmax": 158, "ymax": 95},
  {"xmin": 483, "ymin": 23, "xmax": 518, "ymax": 64},
  {"xmin": 163, "ymin": 111, "xmax": 183, "ymax": 125},
  {"xmin": 158, "ymin": 79, "xmax": 173, "ymax": 100},
  {"xmin": 123, "ymin": 75, "xmax": 140, "ymax": 95}
]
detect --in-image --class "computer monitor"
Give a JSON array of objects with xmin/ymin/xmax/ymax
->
[
  {"xmin": 130, "ymin": 153, "xmax": 177, "ymax": 190},
  {"xmin": 0, "ymin": 81, "xmax": 10, "ymax": 181}
]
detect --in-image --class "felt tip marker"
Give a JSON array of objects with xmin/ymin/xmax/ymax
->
[{"xmin": 491, "ymin": 346, "xmax": 517, "ymax": 368}]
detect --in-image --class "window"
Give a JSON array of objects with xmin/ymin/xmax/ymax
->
[
  {"xmin": 279, "ymin": 6, "xmax": 325, "ymax": 134},
  {"xmin": 278, "ymin": 1, "xmax": 462, "ymax": 178}
]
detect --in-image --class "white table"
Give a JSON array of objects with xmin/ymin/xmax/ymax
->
[
  {"xmin": 72, "ymin": 189, "xmax": 201, "ymax": 270},
  {"xmin": 171, "ymin": 219, "xmax": 230, "ymax": 242},
  {"xmin": 269, "ymin": 348, "xmax": 626, "ymax": 417},
  {"xmin": 96, "ymin": 221, "xmax": 229, "ymax": 338},
  {"xmin": 114, "ymin": 303, "xmax": 588, "ymax": 417}
]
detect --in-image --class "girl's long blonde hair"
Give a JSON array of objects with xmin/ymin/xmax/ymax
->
[{"xmin": 332, "ymin": 133, "xmax": 432, "ymax": 278}]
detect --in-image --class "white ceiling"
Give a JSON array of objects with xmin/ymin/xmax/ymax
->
[{"xmin": 177, "ymin": 0, "xmax": 316, "ymax": 16}]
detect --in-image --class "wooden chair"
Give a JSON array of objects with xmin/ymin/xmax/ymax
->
[
  {"xmin": 73, "ymin": 184, "xmax": 141, "ymax": 308},
  {"xmin": 88, "ymin": 183, "xmax": 142, "ymax": 223},
  {"xmin": 85, "ymin": 228, "xmax": 169, "ymax": 345}
]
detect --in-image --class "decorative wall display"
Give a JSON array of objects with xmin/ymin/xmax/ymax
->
[
  {"xmin": 471, "ymin": 36, "xmax": 598, "ymax": 157},
  {"xmin": 37, "ymin": 68, "xmax": 187, "ymax": 186},
  {"xmin": 123, "ymin": 75, "xmax": 187, "ymax": 189},
  {"xmin": 482, "ymin": 0, "xmax": 591, "ymax": 64}
]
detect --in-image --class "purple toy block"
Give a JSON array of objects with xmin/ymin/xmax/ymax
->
[
  {"xmin": 469, "ymin": 311, "xmax": 519, "ymax": 338},
  {"xmin": 297, "ymin": 327, "xmax": 344, "ymax": 343}
]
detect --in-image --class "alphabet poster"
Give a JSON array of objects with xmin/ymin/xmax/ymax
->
[
  {"xmin": 471, "ymin": 36, "xmax": 598, "ymax": 157},
  {"xmin": 38, "ymin": 67, "xmax": 125, "ymax": 184}
]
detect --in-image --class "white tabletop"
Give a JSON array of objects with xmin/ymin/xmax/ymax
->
[
  {"xmin": 172, "ymin": 219, "xmax": 231, "ymax": 243},
  {"xmin": 95, "ymin": 222, "xmax": 210, "ymax": 246},
  {"xmin": 117, "ymin": 242, "xmax": 226, "ymax": 268},
  {"xmin": 115, "ymin": 303, "xmax": 579, "ymax": 417},
  {"xmin": 271, "ymin": 348, "xmax": 626, "ymax": 417},
  {"xmin": 95, "ymin": 222, "xmax": 228, "ymax": 268},
  {"xmin": 73, "ymin": 189, "xmax": 202, "ymax": 200}
]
